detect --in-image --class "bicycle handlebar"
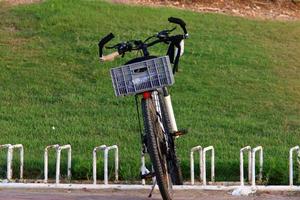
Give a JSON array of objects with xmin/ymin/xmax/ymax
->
[
  {"xmin": 100, "ymin": 51, "xmax": 120, "ymax": 62},
  {"xmin": 168, "ymin": 17, "xmax": 188, "ymax": 36},
  {"xmin": 98, "ymin": 33, "xmax": 114, "ymax": 58},
  {"xmin": 98, "ymin": 17, "xmax": 188, "ymax": 62}
]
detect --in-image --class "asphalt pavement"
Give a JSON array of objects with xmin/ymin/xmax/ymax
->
[{"xmin": 0, "ymin": 189, "xmax": 300, "ymax": 200}]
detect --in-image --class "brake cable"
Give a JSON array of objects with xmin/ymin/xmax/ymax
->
[{"xmin": 143, "ymin": 35, "xmax": 156, "ymax": 43}]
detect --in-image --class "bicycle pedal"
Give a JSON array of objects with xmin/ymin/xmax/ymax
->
[
  {"xmin": 141, "ymin": 172, "xmax": 155, "ymax": 179},
  {"xmin": 173, "ymin": 129, "xmax": 188, "ymax": 137}
]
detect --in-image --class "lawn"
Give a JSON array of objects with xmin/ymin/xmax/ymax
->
[{"xmin": 0, "ymin": 0, "xmax": 299, "ymax": 184}]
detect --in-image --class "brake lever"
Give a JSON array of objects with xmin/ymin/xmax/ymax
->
[
  {"xmin": 106, "ymin": 41, "xmax": 132, "ymax": 53},
  {"xmin": 107, "ymin": 43, "xmax": 125, "ymax": 57}
]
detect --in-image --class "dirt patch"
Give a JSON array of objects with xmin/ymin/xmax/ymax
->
[
  {"xmin": 4, "ymin": 0, "xmax": 40, "ymax": 5},
  {"xmin": 4, "ymin": 0, "xmax": 300, "ymax": 20},
  {"xmin": 110, "ymin": 0, "xmax": 300, "ymax": 20}
]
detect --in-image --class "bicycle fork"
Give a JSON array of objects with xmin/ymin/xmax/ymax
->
[
  {"xmin": 161, "ymin": 87, "xmax": 178, "ymax": 133},
  {"xmin": 162, "ymin": 87, "xmax": 187, "ymax": 137}
]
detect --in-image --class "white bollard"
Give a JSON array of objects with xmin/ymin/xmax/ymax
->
[
  {"xmin": 289, "ymin": 146, "xmax": 300, "ymax": 186},
  {"xmin": 44, "ymin": 144, "xmax": 59, "ymax": 183},
  {"xmin": 141, "ymin": 152, "xmax": 150, "ymax": 185},
  {"xmin": 190, "ymin": 146, "xmax": 203, "ymax": 185},
  {"xmin": 8, "ymin": 144, "xmax": 24, "ymax": 180},
  {"xmin": 93, "ymin": 145, "xmax": 107, "ymax": 185},
  {"xmin": 240, "ymin": 146, "xmax": 252, "ymax": 186},
  {"xmin": 0, "ymin": 144, "xmax": 12, "ymax": 180},
  {"xmin": 56, "ymin": 145, "xmax": 72, "ymax": 184},
  {"xmin": 202, "ymin": 146, "xmax": 215, "ymax": 186},
  {"xmin": 141, "ymin": 153, "xmax": 145, "ymax": 185},
  {"xmin": 251, "ymin": 146, "xmax": 263, "ymax": 187},
  {"xmin": 104, "ymin": 145, "xmax": 119, "ymax": 185},
  {"xmin": 93, "ymin": 145, "xmax": 119, "ymax": 185}
]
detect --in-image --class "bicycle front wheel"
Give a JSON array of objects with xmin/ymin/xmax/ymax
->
[
  {"xmin": 158, "ymin": 94, "xmax": 183, "ymax": 185},
  {"xmin": 142, "ymin": 97, "xmax": 172, "ymax": 200}
]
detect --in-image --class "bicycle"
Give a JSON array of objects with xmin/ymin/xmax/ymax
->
[{"xmin": 98, "ymin": 17, "xmax": 189, "ymax": 200}]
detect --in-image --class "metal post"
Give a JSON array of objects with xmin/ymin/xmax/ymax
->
[
  {"xmin": 140, "ymin": 152, "xmax": 152, "ymax": 186},
  {"xmin": 190, "ymin": 146, "xmax": 202, "ymax": 185},
  {"xmin": 248, "ymin": 147, "xmax": 252, "ymax": 183},
  {"xmin": 104, "ymin": 148, "xmax": 108, "ymax": 185},
  {"xmin": 251, "ymin": 146, "xmax": 263, "ymax": 187},
  {"xmin": 7, "ymin": 146, "xmax": 13, "ymax": 180},
  {"xmin": 67, "ymin": 147, "xmax": 72, "ymax": 180},
  {"xmin": 202, "ymin": 146, "xmax": 215, "ymax": 186},
  {"xmin": 56, "ymin": 148, "xmax": 61, "ymax": 184},
  {"xmin": 289, "ymin": 146, "xmax": 299, "ymax": 186},
  {"xmin": 93, "ymin": 148, "xmax": 97, "ymax": 184},
  {"xmin": 104, "ymin": 145, "xmax": 119, "ymax": 185},
  {"xmin": 0, "ymin": 144, "xmax": 12, "ymax": 180},
  {"xmin": 259, "ymin": 148, "xmax": 263, "ymax": 182},
  {"xmin": 55, "ymin": 144, "xmax": 71, "ymax": 184},
  {"xmin": 190, "ymin": 151, "xmax": 194, "ymax": 185},
  {"xmin": 92, "ymin": 145, "xmax": 107, "ymax": 185},
  {"xmin": 44, "ymin": 148, "xmax": 48, "ymax": 183},
  {"xmin": 141, "ymin": 153, "xmax": 146, "ymax": 185},
  {"xmin": 7, "ymin": 144, "xmax": 24, "ymax": 181},
  {"xmin": 112, "ymin": 146, "xmax": 119, "ymax": 182},
  {"xmin": 44, "ymin": 144, "xmax": 59, "ymax": 183},
  {"xmin": 298, "ymin": 150, "xmax": 300, "ymax": 184},
  {"xmin": 141, "ymin": 152, "xmax": 146, "ymax": 185},
  {"xmin": 19, "ymin": 145, "xmax": 24, "ymax": 180},
  {"xmin": 240, "ymin": 146, "xmax": 251, "ymax": 186}
]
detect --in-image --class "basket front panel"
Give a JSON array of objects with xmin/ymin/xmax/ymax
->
[{"xmin": 110, "ymin": 56, "xmax": 174, "ymax": 96}]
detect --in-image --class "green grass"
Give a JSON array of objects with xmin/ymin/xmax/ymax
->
[{"xmin": 0, "ymin": 0, "xmax": 299, "ymax": 184}]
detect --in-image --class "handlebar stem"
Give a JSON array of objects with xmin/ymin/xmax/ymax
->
[{"xmin": 141, "ymin": 44, "xmax": 150, "ymax": 57}]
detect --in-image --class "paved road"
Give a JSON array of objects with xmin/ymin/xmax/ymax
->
[{"xmin": 0, "ymin": 189, "xmax": 300, "ymax": 200}]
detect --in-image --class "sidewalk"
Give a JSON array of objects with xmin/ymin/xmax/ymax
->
[{"xmin": 0, "ymin": 189, "xmax": 299, "ymax": 200}]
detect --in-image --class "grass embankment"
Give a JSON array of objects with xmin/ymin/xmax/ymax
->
[{"xmin": 0, "ymin": 0, "xmax": 299, "ymax": 184}]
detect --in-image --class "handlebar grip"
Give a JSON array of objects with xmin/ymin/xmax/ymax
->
[
  {"xmin": 98, "ymin": 33, "xmax": 115, "ymax": 57},
  {"xmin": 168, "ymin": 17, "xmax": 187, "ymax": 35},
  {"xmin": 168, "ymin": 17, "xmax": 186, "ymax": 26},
  {"xmin": 100, "ymin": 51, "xmax": 120, "ymax": 62}
]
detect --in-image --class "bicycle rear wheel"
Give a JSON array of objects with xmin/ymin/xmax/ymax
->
[{"xmin": 142, "ymin": 97, "xmax": 172, "ymax": 200}]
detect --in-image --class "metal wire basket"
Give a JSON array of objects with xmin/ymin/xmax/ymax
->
[{"xmin": 110, "ymin": 56, "xmax": 174, "ymax": 96}]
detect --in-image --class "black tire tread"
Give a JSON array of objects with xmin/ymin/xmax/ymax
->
[{"xmin": 142, "ymin": 98, "xmax": 172, "ymax": 200}]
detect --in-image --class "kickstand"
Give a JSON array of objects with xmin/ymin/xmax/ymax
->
[{"xmin": 148, "ymin": 178, "xmax": 157, "ymax": 198}]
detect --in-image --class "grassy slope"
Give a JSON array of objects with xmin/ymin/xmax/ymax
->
[{"xmin": 0, "ymin": 0, "xmax": 299, "ymax": 184}]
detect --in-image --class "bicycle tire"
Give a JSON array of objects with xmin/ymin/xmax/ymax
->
[
  {"xmin": 142, "ymin": 97, "xmax": 172, "ymax": 200},
  {"xmin": 158, "ymin": 93, "xmax": 183, "ymax": 185}
]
